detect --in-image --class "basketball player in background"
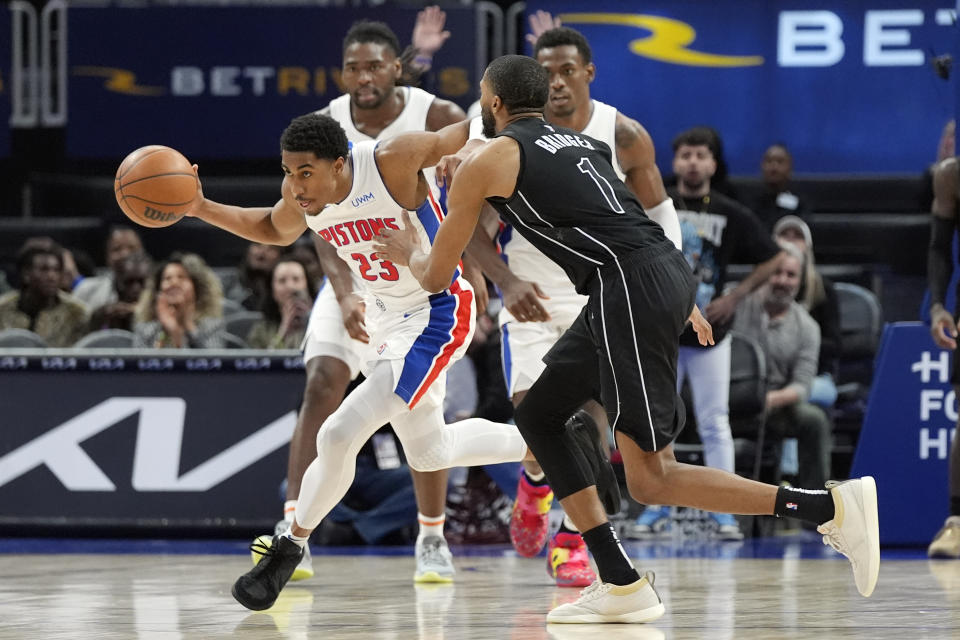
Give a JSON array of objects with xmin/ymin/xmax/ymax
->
[
  {"xmin": 463, "ymin": 26, "xmax": 684, "ymax": 587},
  {"xmin": 375, "ymin": 55, "xmax": 879, "ymax": 623},
  {"xmin": 279, "ymin": 15, "xmax": 476, "ymax": 584},
  {"xmin": 927, "ymin": 155, "xmax": 960, "ymax": 558}
]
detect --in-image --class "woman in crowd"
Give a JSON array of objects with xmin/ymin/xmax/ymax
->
[
  {"xmin": 246, "ymin": 254, "xmax": 318, "ymax": 350},
  {"xmin": 133, "ymin": 253, "xmax": 226, "ymax": 349}
]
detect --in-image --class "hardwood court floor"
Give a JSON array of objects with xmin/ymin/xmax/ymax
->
[{"xmin": 0, "ymin": 539, "xmax": 957, "ymax": 639}]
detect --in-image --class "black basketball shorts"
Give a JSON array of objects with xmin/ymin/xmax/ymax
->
[{"xmin": 544, "ymin": 243, "xmax": 697, "ymax": 451}]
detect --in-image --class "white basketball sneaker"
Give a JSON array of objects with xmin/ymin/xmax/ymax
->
[
  {"xmin": 546, "ymin": 571, "xmax": 665, "ymax": 624},
  {"xmin": 817, "ymin": 476, "xmax": 880, "ymax": 597}
]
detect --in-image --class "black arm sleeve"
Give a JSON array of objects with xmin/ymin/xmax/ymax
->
[{"xmin": 928, "ymin": 215, "xmax": 956, "ymax": 308}]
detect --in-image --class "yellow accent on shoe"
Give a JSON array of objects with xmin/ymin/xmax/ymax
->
[
  {"xmin": 413, "ymin": 571, "xmax": 455, "ymax": 584},
  {"xmin": 549, "ymin": 548, "xmax": 571, "ymax": 576},
  {"xmin": 536, "ymin": 491, "xmax": 555, "ymax": 514},
  {"xmin": 250, "ymin": 534, "xmax": 273, "ymax": 565},
  {"xmin": 251, "ymin": 533, "xmax": 314, "ymax": 581}
]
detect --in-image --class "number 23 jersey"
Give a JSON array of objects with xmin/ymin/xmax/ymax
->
[{"xmin": 303, "ymin": 139, "xmax": 460, "ymax": 310}]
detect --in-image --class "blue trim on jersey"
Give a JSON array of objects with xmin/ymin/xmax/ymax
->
[
  {"xmin": 496, "ymin": 224, "xmax": 513, "ymax": 265},
  {"xmin": 394, "ymin": 291, "xmax": 458, "ymax": 403},
  {"xmin": 500, "ymin": 322, "xmax": 512, "ymax": 396},
  {"xmin": 416, "ymin": 185, "xmax": 461, "ymax": 284},
  {"xmin": 416, "ymin": 191, "xmax": 442, "ymax": 243}
]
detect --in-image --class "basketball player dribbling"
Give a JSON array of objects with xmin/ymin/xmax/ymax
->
[
  {"xmin": 374, "ymin": 55, "xmax": 880, "ymax": 624},
  {"xmin": 279, "ymin": 17, "xmax": 474, "ymax": 585},
  {"xmin": 188, "ymin": 112, "xmax": 597, "ymax": 611}
]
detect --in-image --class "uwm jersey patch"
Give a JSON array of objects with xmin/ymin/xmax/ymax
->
[{"xmin": 304, "ymin": 141, "xmax": 460, "ymax": 307}]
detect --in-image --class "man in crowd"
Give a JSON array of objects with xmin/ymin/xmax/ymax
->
[{"xmin": 0, "ymin": 243, "xmax": 89, "ymax": 346}]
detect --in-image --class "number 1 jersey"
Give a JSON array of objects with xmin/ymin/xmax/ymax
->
[
  {"xmin": 487, "ymin": 117, "xmax": 669, "ymax": 295},
  {"xmin": 304, "ymin": 140, "xmax": 459, "ymax": 310}
]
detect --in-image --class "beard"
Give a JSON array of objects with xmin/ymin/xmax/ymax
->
[
  {"xmin": 351, "ymin": 87, "xmax": 385, "ymax": 110},
  {"xmin": 766, "ymin": 287, "xmax": 796, "ymax": 309},
  {"xmin": 481, "ymin": 104, "xmax": 497, "ymax": 139}
]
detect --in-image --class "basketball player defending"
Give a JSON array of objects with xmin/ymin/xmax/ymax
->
[
  {"xmin": 281, "ymin": 19, "xmax": 471, "ymax": 584},
  {"xmin": 464, "ymin": 27, "xmax": 686, "ymax": 587},
  {"xmin": 375, "ymin": 55, "xmax": 880, "ymax": 623}
]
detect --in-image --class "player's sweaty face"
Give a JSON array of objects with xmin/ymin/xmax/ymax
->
[
  {"xmin": 537, "ymin": 45, "xmax": 593, "ymax": 120},
  {"xmin": 342, "ymin": 42, "xmax": 401, "ymax": 110},
  {"xmin": 282, "ymin": 150, "xmax": 341, "ymax": 216}
]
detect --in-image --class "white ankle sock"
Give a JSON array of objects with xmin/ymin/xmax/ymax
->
[
  {"xmin": 562, "ymin": 514, "xmax": 579, "ymax": 533},
  {"xmin": 525, "ymin": 469, "xmax": 546, "ymax": 482},
  {"xmin": 418, "ymin": 513, "xmax": 445, "ymax": 540},
  {"xmin": 284, "ymin": 500, "xmax": 297, "ymax": 523},
  {"xmin": 284, "ymin": 530, "xmax": 309, "ymax": 548}
]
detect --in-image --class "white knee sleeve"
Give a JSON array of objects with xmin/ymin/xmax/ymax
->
[{"xmin": 395, "ymin": 413, "xmax": 527, "ymax": 472}]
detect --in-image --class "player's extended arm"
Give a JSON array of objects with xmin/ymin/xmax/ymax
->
[
  {"xmin": 190, "ymin": 173, "xmax": 307, "ymax": 246},
  {"xmin": 929, "ymin": 158, "xmax": 959, "ymax": 349},
  {"xmin": 616, "ymin": 114, "xmax": 682, "ymax": 250},
  {"xmin": 466, "ymin": 206, "xmax": 551, "ymax": 322},
  {"xmin": 377, "ymin": 119, "xmax": 473, "ymax": 172},
  {"xmin": 374, "ymin": 139, "xmax": 517, "ymax": 292}
]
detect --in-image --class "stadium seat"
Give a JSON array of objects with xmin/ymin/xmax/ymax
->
[
  {"xmin": 0, "ymin": 328, "xmax": 49, "ymax": 348},
  {"xmin": 834, "ymin": 282, "xmax": 882, "ymax": 360},
  {"xmin": 222, "ymin": 333, "xmax": 249, "ymax": 349},
  {"xmin": 224, "ymin": 311, "xmax": 263, "ymax": 342},
  {"xmin": 73, "ymin": 329, "xmax": 135, "ymax": 349}
]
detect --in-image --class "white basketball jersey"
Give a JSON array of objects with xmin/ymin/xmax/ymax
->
[
  {"xmin": 325, "ymin": 86, "xmax": 436, "ymax": 143},
  {"xmin": 324, "ymin": 86, "xmax": 441, "ymax": 198},
  {"xmin": 497, "ymin": 100, "xmax": 623, "ymax": 306},
  {"xmin": 304, "ymin": 140, "xmax": 455, "ymax": 310}
]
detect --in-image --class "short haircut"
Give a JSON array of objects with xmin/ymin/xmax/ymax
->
[
  {"xmin": 281, "ymin": 114, "xmax": 349, "ymax": 162},
  {"xmin": 672, "ymin": 127, "xmax": 719, "ymax": 155},
  {"xmin": 534, "ymin": 27, "xmax": 593, "ymax": 65},
  {"xmin": 17, "ymin": 242, "xmax": 62, "ymax": 275},
  {"xmin": 484, "ymin": 55, "xmax": 549, "ymax": 115},
  {"xmin": 343, "ymin": 20, "xmax": 401, "ymax": 58}
]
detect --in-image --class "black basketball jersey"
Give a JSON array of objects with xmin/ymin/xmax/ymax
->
[{"xmin": 487, "ymin": 117, "xmax": 669, "ymax": 294}]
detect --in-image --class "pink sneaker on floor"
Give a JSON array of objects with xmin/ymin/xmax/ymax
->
[
  {"xmin": 510, "ymin": 472, "xmax": 554, "ymax": 557},
  {"xmin": 547, "ymin": 532, "xmax": 597, "ymax": 588}
]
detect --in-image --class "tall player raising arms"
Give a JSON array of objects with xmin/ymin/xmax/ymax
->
[
  {"xmin": 283, "ymin": 15, "xmax": 476, "ymax": 585},
  {"xmin": 375, "ymin": 55, "xmax": 879, "ymax": 624}
]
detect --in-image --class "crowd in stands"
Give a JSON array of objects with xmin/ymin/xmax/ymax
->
[{"xmin": 0, "ymin": 46, "xmax": 910, "ymax": 542}]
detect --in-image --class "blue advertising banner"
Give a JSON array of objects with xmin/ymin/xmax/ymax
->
[
  {"xmin": 66, "ymin": 6, "xmax": 476, "ymax": 158},
  {"xmin": 0, "ymin": 352, "xmax": 305, "ymax": 531},
  {"xmin": 0, "ymin": 5, "xmax": 10, "ymax": 157},
  {"xmin": 530, "ymin": 1, "xmax": 957, "ymax": 174},
  {"xmin": 850, "ymin": 323, "xmax": 954, "ymax": 545}
]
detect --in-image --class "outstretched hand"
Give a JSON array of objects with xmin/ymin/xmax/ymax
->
[
  {"xmin": 688, "ymin": 305, "xmax": 715, "ymax": 346},
  {"xmin": 526, "ymin": 10, "xmax": 562, "ymax": 46},
  {"xmin": 412, "ymin": 5, "xmax": 451, "ymax": 57},
  {"xmin": 373, "ymin": 210, "xmax": 422, "ymax": 267}
]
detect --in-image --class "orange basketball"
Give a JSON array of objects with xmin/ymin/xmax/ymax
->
[{"xmin": 114, "ymin": 145, "xmax": 197, "ymax": 228}]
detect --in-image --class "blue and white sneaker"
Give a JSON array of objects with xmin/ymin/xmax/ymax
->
[
  {"xmin": 708, "ymin": 512, "xmax": 744, "ymax": 540},
  {"xmin": 628, "ymin": 506, "xmax": 671, "ymax": 539}
]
